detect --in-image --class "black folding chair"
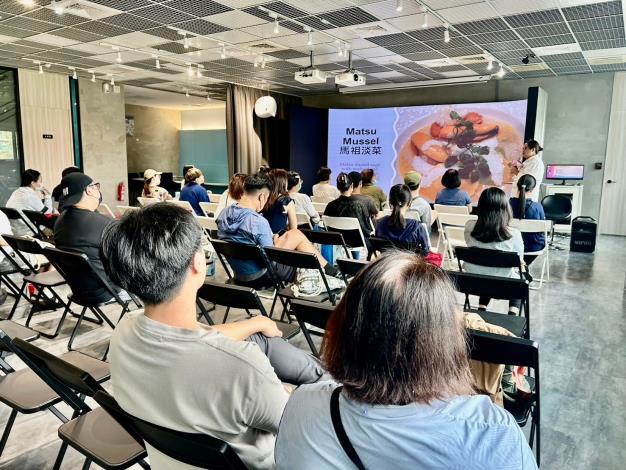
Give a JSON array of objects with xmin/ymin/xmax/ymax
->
[
  {"xmin": 467, "ymin": 329, "xmax": 540, "ymax": 466},
  {"xmin": 2, "ymin": 235, "xmax": 69, "ymax": 328},
  {"xmin": 447, "ymin": 270, "xmax": 530, "ymax": 339},
  {"xmin": 197, "ymin": 281, "xmax": 300, "ymax": 339},
  {"xmin": 10, "ymin": 338, "xmax": 148, "ymax": 470},
  {"xmin": 336, "ymin": 258, "xmax": 369, "ymax": 285},
  {"xmin": 455, "ymin": 246, "xmax": 525, "ymax": 280},
  {"xmin": 290, "ymin": 299, "xmax": 334, "ymax": 357},
  {"xmin": 0, "ymin": 329, "xmax": 110, "ymax": 459},
  {"xmin": 301, "ymin": 229, "xmax": 352, "ymax": 259},
  {"xmin": 0, "ymin": 243, "xmax": 27, "ymax": 303},
  {"xmin": 0, "ymin": 206, "xmax": 39, "ymax": 238},
  {"xmin": 0, "ymin": 320, "xmax": 39, "ymax": 374},
  {"xmin": 22, "ymin": 209, "xmax": 56, "ymax": 241},
  {"xmin": 42, "ymin": 247, "xmax": 141, "ymax": 356},
  {"xmin": 94, "ymin": 390, "xmax": 247, "ymax": 470},
  {"xmin": 369, "ymin": 236, "xmax": 427, "ymax": 257},
  {"xmin": 264, "ymin": 246, "xmax": 341, "ymax": 322}
]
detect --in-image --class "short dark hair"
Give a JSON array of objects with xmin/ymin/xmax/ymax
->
[
  {"xmin": 244, "ymin": 173, "xmax": 272, "ymax": 195},
  {"xmin": 361, "ymin": 168, "xmax": 374, "ymax": 185},
  {"xmin": 525, "ymin": 139, "xmax": 543, "ymax": 153},
  {"xmin": 322, "ymin": 252, "xmax": 475, "ymax": 405},
  {"xmin": 100, "ymin": 204, "xmax": 203, "ymax": 305},
  {"xmin": 317, "ymin": 166, "xmax": 331, "ymax": 182},
  {"xmin": 287, "ymin": 171, "xmax": 301, "ymax": 191},
  {"xmin": 61, "ymin": 166, "xmax": 81, "ymax": 178},
  {"xmin": 441, "ymin": 169, "xmax": 461, "ymax": 189},
  {"xmin": 470, "ymin": 187, "xmax": 512, "ymax": 243},
  {"xmin": 336, "ymin": 172, "xmax": 352, "ymax": 193},
  {"xmin": 21, "ymin": 169, "xmax": 41, "ymax": 187},
  {"xmin": 348, "ymin": 171, "xmax": 362, "ymax": 187}
]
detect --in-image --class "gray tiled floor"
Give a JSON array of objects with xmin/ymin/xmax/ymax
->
[{"xmin": 0, "ymin": 235, "xmax": 624, "ymax": 469}]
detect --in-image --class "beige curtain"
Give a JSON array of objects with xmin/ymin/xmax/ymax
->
[{"xmin": 226, "ymin": 84, "xmax": 263, "ymax": 174}]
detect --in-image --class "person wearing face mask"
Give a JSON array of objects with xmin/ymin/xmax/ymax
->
[
  {"xmin": 6, "ymin": 169, "xmax": 54, "ymax": 236},
  {"xmin": 53, "ymin": 173, "xmax": 128, "ymax": 303},
  {"xmin": 510, "ymin": 140, "xmax": 544, "ymax": 201}
]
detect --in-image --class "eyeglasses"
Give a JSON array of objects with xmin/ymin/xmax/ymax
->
[{"xmin": 88, "ymin": 182, "xmax": 101, "ymax": 190}]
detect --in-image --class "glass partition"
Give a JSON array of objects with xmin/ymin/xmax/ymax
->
[{"xmin": 0, "ymin": 67, "xmax": 22, "ymax": 205}]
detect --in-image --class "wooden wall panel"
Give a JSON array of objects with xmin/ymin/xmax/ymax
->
[{"xmin": 18, "ymin": 69, "xmax": 74, "ymax": 190}]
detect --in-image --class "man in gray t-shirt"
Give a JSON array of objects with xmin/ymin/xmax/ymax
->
[
  {"xmin": 403, "ymin": 171, "xmax": 433, "ymax": 232},
  {"xmin": 101, "ymin": 203, "xmax": 324, "ymax": 469}
]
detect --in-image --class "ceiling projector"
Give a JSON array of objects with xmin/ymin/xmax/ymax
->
[
  {"xmin": 295, "ymin": 69, "xmax": 328, "ymax": 84},
  {"xmin": 335, "ymin": 71, "xmax": 366, "ymax": 87}
]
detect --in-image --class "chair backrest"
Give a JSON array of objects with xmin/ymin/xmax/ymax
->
[
  {"xmin": 21, "ymin": 210, "xmax": 51, "ymax": 237},
  {"xmin": 290, "ymin": 299, "xmax": 334, "ymax": 331},
  {"xmin": 509, "ymin": 218, "xmax": 551, "ymax": 234},
  {"xmin": 295, "ymin": 211, "xmax": 312, "ymax": 229},
  {"xmin": 208, "ymin": 193, "xmax": 222, "ymax": 203},
  {"xmin": 322, "ymin": 215, "xmax": 367, "ymax": 249},
  {"xmin": 434, "ymin": 204, "xmax": 470, "ymax": 215},
  {"xmin": 93, "ymin": 390, "xmax": 247, "ymax": 470},
  {"xmin": 197, "ymin": 280, "xmax": 267, "ymax": 314},
  {"xmin": 444, "ymin": 226, "xmax": 466, "ymax": 243},
  {"xmin": 541, "ymin": 195, "xmax": 572, "ymax": 222},
  {"xmin": 137, "ymin": 197, "xmax": 159, "ymax": 207},
  {"xmin": 455, "ymin": 246, "xmax": 522, "ymax": 271},
  {"xmin": 199, "ymin": 202, "xmax": 219, "ymax": 218},
  {"xmin": 311, "ymin": 195, "xmax": 334, "ymax": 204},
  {"xmin": 301, "ymin": 229, "xmax": 351, "ymax": 259},
  {"xmin": 168, "ymin": 200, "xmax": 195, "ymax": 213},
  {"xmin": 117, "ymin": 205, "xmax": 139, "ymax": 216},
  {"xmin": 438, "ymin": 212, "xmax": 477, "ymax": 227},
  {"xmin": 210, "ymin": 239, "xmax": 271, "ymax": 281},
  {"xmin": 369, "ymin": 236, "xmax": 396, "ymax": 254},
  {"xmin": 447, "ymin": 270, "xmax": 529, "ymax": 302},
  {"xmin": 0, "ymin": 206, "xmax": 38, "ymax": 237},
  {"xmin": 312, "ymin": 202, "xmax": 327, "ymax": 214},
  {"xmin": 336, "ymin": 258, "xmax": 368, "ymax": 279},
  {"xmin": 196, "ymin": 216, "xmax": 218, "ymax": 231},
  {"xmin": 466, "ymin": 329, "xmax": 538, "ymax": 368},
  {"xmin": 97, "ymin": 203, "xmax": 116, "ymax": 218},
  {"xmin": 1, "ymin": 235, "xmax": 43, "ymax": 273}
]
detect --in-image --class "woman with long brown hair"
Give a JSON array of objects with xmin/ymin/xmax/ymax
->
[
  {"xmin": 262, "ymin": 168, "xmax": 297, "ymax": 233},
  {"xmin": 276, "ymin": 252, "xmax": 536, "ymax": 469},
  {"xmin": 215, "ymin": 172, "xmax": 247, "ymax": 216}
]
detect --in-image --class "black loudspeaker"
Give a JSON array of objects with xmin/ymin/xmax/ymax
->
[{"xmin": 570, "ymin": 216, "xmax": 597, "ymax": 253}]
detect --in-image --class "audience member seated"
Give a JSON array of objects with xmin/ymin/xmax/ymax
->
[
  {"xmin": 275, "ymin": 252, "xmax": 537, "ymax": 470},
  {"xmin": 509, "ymin": 175, "xmax": 546, "ymax": 266},
  {"xmin": 100, "ymin": 203, "xmax": 326, "ymax": 470},
  {"xmin": 347, "ymin": 171, "xmax": 378, "ymax": 220},
  {"xmin": 0, "ymin": 210, "xmax": 14, "ymax": 304},
  {"xmin": 215, "ymin": 172, "xmax": 246, "ymax": 216},
  {"xmin": 142, "ymin": 168, "xmax": 172, "ymax": 201},
  {"xmin": 464, "ymin": 187, "xmax": 524, "ymax": 314},
  {"xmin": 51, "ymin": 166, "xmax": 82, "ymax": 212},
  {"xmin": 179, "ymin": 167, "xmax": 209, "ymax": 216},
  {"xmin": 53, "ymin": 173, "xmax": 127, "ymax": 303},
  {"xmin": 288, "ymin": 172, "xmax": 320, "ymax": 227},
  {"xmin": 217, "ymin": 174, "xmax": 339, "ymax": 289},
  {"xmin": 403, "ymin": 171, "xmax": 433, "ymax": 230},
  {"xmin": 324, "ymin": 173, "xmax": 373, "ymax": 251},
  {"xmin": 435, "ymin": 169, "xmax": 472, "ymax": 208},
  {"xmin": 312, "ymin": 166, "xmax": 340, "ymax": 200},
  {"xmin": 262, "ymin": 169, "xmax": 296, "ymax": 234},
  {"xmin": 375, "ymin": 185, "xmax": 429, "ymax": 256},
  {"xmin": 360, "ymin": 168, "xmax": 387, "ymax": 211},
  {"xmin": 6, "ymin": 169, "xmax": 54, "ymax": 236}
]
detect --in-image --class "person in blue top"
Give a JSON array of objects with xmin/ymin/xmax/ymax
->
[
  {"xmin": 262, "ymin": 169, "xmax": 296, "ymax": 234},
  {"xmin": 509, "ymin": 174, "xmax": 546, "ymax": 266},
  {"xmin": 179, "ymin": 167, "xmax": 209, "ymax": 216},
  {"xmin": 435, "ymin": 168, "xmax": 472, "ymax": 208},
  {"xmin": 375, "ymin": 184, "xmax": 429, "ymax": 256}
]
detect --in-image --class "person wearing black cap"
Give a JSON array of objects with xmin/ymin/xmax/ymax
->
[
  {"xmin": 51, "ymin": 166, "xmax": 82, "ymax": 212},
  {"xmin": 54, "ymin": 173, "xmax": 126, "ymax": 303}
]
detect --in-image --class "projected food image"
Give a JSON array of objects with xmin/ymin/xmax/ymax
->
[{"xmin": 394, "ymin": 102, "xmax": 527, "ymax": 203}]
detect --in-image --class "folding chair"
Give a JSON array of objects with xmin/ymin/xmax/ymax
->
[
  {"xmin": 0, "ymin": 244, "xmax": 26, "ymax": 303},
  {"xmin": 197, "ymin": 281, "xmax": 300, "ymax": 339},
  {"xmin": 168, "ymin": 199, "xmax": 195, "ymax": 213},
  {"xmin": 22, "ymin": 210, "xmax": 56, "ymax": 241},
  {"xmin": 295, "ymin": 211, "xmax": 312, "ymax": 229},
  {"xmin": 199, "ymin": 202, "xmax": 219, "ymax": 218},
  {"xmin": 455, "ymin": 246, "xmax": 525, "ymax": 280},
  {"xmin": 447, "ymin": 270, "xmax": 530, "ymax": 339},
  {"xmin": 2, "ymin": 235, "xmax": 70, "ymax": 330},
  {"xmin": 322, "ymin": 215, "xmax": 369, "ymax": 259},
  {"xmin": 301, "ymin": 228, "xmax": 351, "ymax": 259},
  {"xmin": 137, "ymin": 197, "xmax": 159, "ymax": 207},
  {"xmin": 42, "ymin": 247, "xmax": 141, "ymax": 355},
  {"xmin": 10, "ymin": 338, "xmax": 148, "ymax": 470},
  {"xmin": 467, "ymin": 329, "xmax": 540, "ymax": 466},
  {"xmin": 0, "ymin": 320, "xmax": 40, "ymax": 373},
  {"xmin": 116, "ymin": 205, "xmax": 138, "ymax": 216},
  {"xmin": 434, "ymin": 203, "xmax": 470, "ymax": 215},
  {"xmin": 94, "ymin": 390, "xmax": 247, "ymax": 470},
  {"xmin": 435, "ymin": 213, "xmax": 476, "ymax": 261},
  {"xmin": 510, "ymin": 219, "xmax": 552, "ymax": 288},
  {"xmin": 196, "ymin": 215, "xmax": 218, "ymax": 240},
  {"xmin": 97, "ymin": 203, "xmax": 116, "ymax": 218},
  {"xmin": 312, "ymin": 202, "xmax": 327, "ymax": 215},
  {"xmin": 336, "ymin": 258, "xmax": 368, "ymax": 284},
  {"xmin": 0, "ymin": 329, "xmax": 110, "ymax": 459},
  {"xmin": 264, "ymin": 246, "xmax": 341, "ymax": 322},
  {"xmin": 208, "ymin": 193, "xmax": 222, "ymax": 203},
  {"xmin": 290, "ymin": 299, "xmax": 334, "ymax": 357},
  {"xmin": 0, "ymin": 206, "xmax": 39, "ymax": 238},
  {"xmin": 311, "ymin": 195, "xmax": 334, "ymax": 204}
]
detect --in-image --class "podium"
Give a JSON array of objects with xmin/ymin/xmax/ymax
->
[{"xmin": 541, "ymin": 184, "xmax": 583, "ymax": 233}]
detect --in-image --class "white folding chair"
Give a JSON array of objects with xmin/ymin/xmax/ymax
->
[
  {"xmin": 434, "ymin": 204, "xmax": 470, "ymax": 215},
  {"xmin": 311, "ymin": 195, "xmax": 335, "ymax": 204},
  {"xmin": 312, "ymin": 202, "xmax": 327, "ymax": 215},
  {"xmin": 436, "ymin": 213, "xmax": 477, "ymax": 266},
  {"xmin": 510, "ymin": 219, "xmax": 552, "ymax": 288},
  {"xmin": 167, "ymin": 200, "xmax": 195, "ymax": 214},
  {"xmin": 443, "ymin": 226, "xmax": 467, "ymax": 263},
  {"xmin": 208, "ymin": 193, "xmax": 221, "ymax": 203},
  {"xmin": 295, "ymin": 211, "xmax": 312, "ymax": 229},
  {"xmin": 199, "ymin": 202, "xmax": 220, "ymax": 218},
  {"xmin": 97, "ymin": 203, "xmax": 115, "ymax": 218},
  {"xmin": 137, "ymin": 197, "xmax": 159, "ymax": 207},
  {"xmin": 116, "ymin": 205, "xmax": 139, "ymax": 216},
  {"xmin": 322, "ymin": 215, "xmax": 368, "ymax": 259},
  {"xmin": 196, "ymin": 215, "xmax": 218, "ymax": 233}
]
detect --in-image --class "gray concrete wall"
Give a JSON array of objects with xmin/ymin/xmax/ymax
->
[
  {"xmin": 303, "ymin": 72, "xmax": 614, "ymax": 219},
  {"xmin": 79, "ymin": 79, "xmax": 129, "ymax": 207}
]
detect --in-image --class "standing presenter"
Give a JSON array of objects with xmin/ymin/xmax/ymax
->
[{"xmin": 510, "ymin": 140, "xmax": 544, "ymax": 200}]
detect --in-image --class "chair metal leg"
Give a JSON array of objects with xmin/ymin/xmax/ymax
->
[
  {"xmin": 196, "ymin": 299, "xmax": 215, "ymax": 325},
  {"xmin": 81, "ymin": 458, "xmax": 92, "ymax": 470},
  {"xmin": 222, "ymin": 306, "xmax": 230, "ymax": 323},
  {"xmin": 67, "ymin": 306, "xmax": 87, "ymax": 351},
  {"xmin": 0, "ymin": 409, "xmax": 17, "ymax": 456},
  {"xmin": 52, "ymin": 441, "xmax": 69, "ymax": 470},
  {"xmin": 93, "ymin": 306, "xmax": 117, "ymax": 330},
  {"xmin": 7, "ymin": 281, "xmax": 27, "ymax": 320},
  {"xmin": 138, "ymin": 459, "xmax": 151, "ymax": 470}
]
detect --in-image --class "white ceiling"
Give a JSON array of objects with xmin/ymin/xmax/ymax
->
[{"xmin": 124, "ymin": 84, "xmax": 226, "ymax": 110}]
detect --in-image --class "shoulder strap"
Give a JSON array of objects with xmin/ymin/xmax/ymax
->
[{"xmin": 330, "ymin": 386, "xmax": 366, "ymax": 470}]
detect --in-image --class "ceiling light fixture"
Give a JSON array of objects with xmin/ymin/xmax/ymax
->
[
  {"xmin": 196, "ymin": 65, "xmax": 202, "ymax": 78},
  {"xmin": 522, "ymin": 53, "xmax": 536, "ymax": 65},
  {"xmin": 444, "ymin": 26, "xmax": 450, "ymax": 43},
  {"xmin": 207, "ymin": 93, "xmax": 211, "ymax": 101},
  {"xmin": 116, "ymin": 51, "xmax": 122, "ymax": 63},
  {"xmin": 221, "ymin": 45, "xmax": 226, "ymax": 59},
  {"xmin": 273, "ymin": 19, "xmax": 279, "ymax": 35},
  {"xmin": 155, "ymin": 57, "xmax": 160, "ymax": 69},
  {"xmin": 497, "ymin": 63, "xmax": 505, "ymax": 78},
  {"xmin": 21, "ymin": 0, "xmax": 34, "ymax": 8},
  {"xmin": 487, "ymin": 57, "xmax": 494, "ymax": 71},
  {"xmin": 307, "ymin": 30, "xmax": 313, "ymax": 46},
  {"xmin": 45, "ymin": 63, "xmax": 51, "ymax": 68},
  {"xmin": 110, "ymin": 76, "xmax": 115, "ymax": 85},
  {"xmin": 421, "ymin": 6, "xmax": 428, "ymax": 29},
  {"xmin": 72, "ymin": 69, "xmax": 77, "ymax": 80},
  {"xmin": 261, "ymin": 56, "xmax": 266, "ymax": 68},
  {"xmin": 52, "ymin": 0, "xmax": 64, "ymax": 15},
  {"xmin": 38, "ymin": 63, "xmax": 43, "ymax": 74},
  {"xmin": 91, "ymin": 72, "xmax": 96, "ymax": 82},
  {"xmin": 187, "ymin": 63, "xmax": 194, "ymax": 76},
  {"xmin": 183, "ymin": 34, "xmax": 189, "ymax": 49},
  {"xmin": 396, "ymin": 0, "xmax": 403, "ymax": 12},
  {"xmin": 337, "ymin": 41, "xmax": 344, "ymax": 57},
  {"xmin": 185, "ymin": 90, "xmax": 189, "ymax": 98}
]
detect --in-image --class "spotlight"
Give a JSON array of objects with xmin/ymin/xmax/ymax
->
[
  {"xmin": 155, "ymin": 57, "xmax": 161, "ymax": 69},
  {"xmin": 207, "ymin": 93, "xmax": 211, "ymax": 101},
  {"xmin": 421, "ymin": 6, "xmax": 428, "ymax": 29},
  {"xmin": 52, "ymin": 0, "xmax": 64, "ymax": 15},
  {"xmin": 337, "ymin": 42, "xmax": 343, "ymax": 57},
  {"xmin": 522, "ymin": 53, "xmax": 536, "ymax": 65},
  {"xmin": 38, "ymin": 64, "xmax": 43, "ymax": 74},
  {"xmin": 487, "ymin": 58, "xmax": 494, "ymax": 71},
  {"xmin": 91, "ymin": 72, "xmax": 96, "ymax": 82},
  {"xmin": 72, "ymin": 69, "xmax": 77, "ymax": 80},
  {"xmin": 116, "ymin": 51, "xmax": 122, "ymax": 63},
  {"xmin": 261, "ymin": 56, "xmax": 266, "ymax": 68},
  {"xmin": 307, "ymin": 30, "xmax": 313, "ymax": 46},
  {"xmin": 396, "ymin": 0, "xmax": 403, "ymax": 12},
  {"xmin": 444, "ymin": 27, "xmax": 450, "ymax": 43},
  {"xmin": 183, "ymin": 34, "xmax": 189, "ymax": 49},
  {"xmin": 496, "ymin": 63, "xmax": 505, "ymax": 78},
  {"xmin": 187, "ymin": 64, "xmax": 194, "ymax": 76},
  {"xmin": 185, "ymin": 90, "xmax": 189, "ymax": 98},
  {"xmin": 273, "ymin": 19, "xmax": 279, "ymax": 35},
  {"xmin": 196, "ymin": 66, "xmax": 202, "ymax": 78},
  {"xmin": 110, "ymin": 76, "xmax": 115, "ymax": 85},
  {"xmin": 21, "ymin": 0, "xmax": 34, "ymax": 8}
]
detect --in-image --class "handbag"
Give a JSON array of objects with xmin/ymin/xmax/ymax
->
[
  {"xmin": 330, "ymin": 386, "xmax": 366, "ymax": 470},
  {"xmin": 291, "ymin": 269, "xmax": 344, "ymax": 297}
]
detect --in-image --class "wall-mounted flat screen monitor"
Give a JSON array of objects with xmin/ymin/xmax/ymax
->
[{"xmin": 546, "ymin": 164, "xmax": 584, "ymax": 181}]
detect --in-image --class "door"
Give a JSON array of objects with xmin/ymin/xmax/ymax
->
[{"xmin": 599, "ymin": 72, "xmax": 626, "ymax": 235}]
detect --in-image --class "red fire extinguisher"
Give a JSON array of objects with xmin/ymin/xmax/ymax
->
[{"xmin": 117, "ymin": 182, "xmax": 125, "ymax": 202}]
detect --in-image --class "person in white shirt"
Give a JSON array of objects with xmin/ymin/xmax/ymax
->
[
  {"xmin": 6, "ymin": 169, "xmax": 53, "ymax": 236},
  {"xmin": 288, "ymin": 171, "xmax": 320, "ymax": 226},
  {"xmin": 312, "ymin": 166, "xmax": 340, "ymax": 200},
  {"xmin": 511, "ymin": 140, "xmax": 544, "ymax": 200}
]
